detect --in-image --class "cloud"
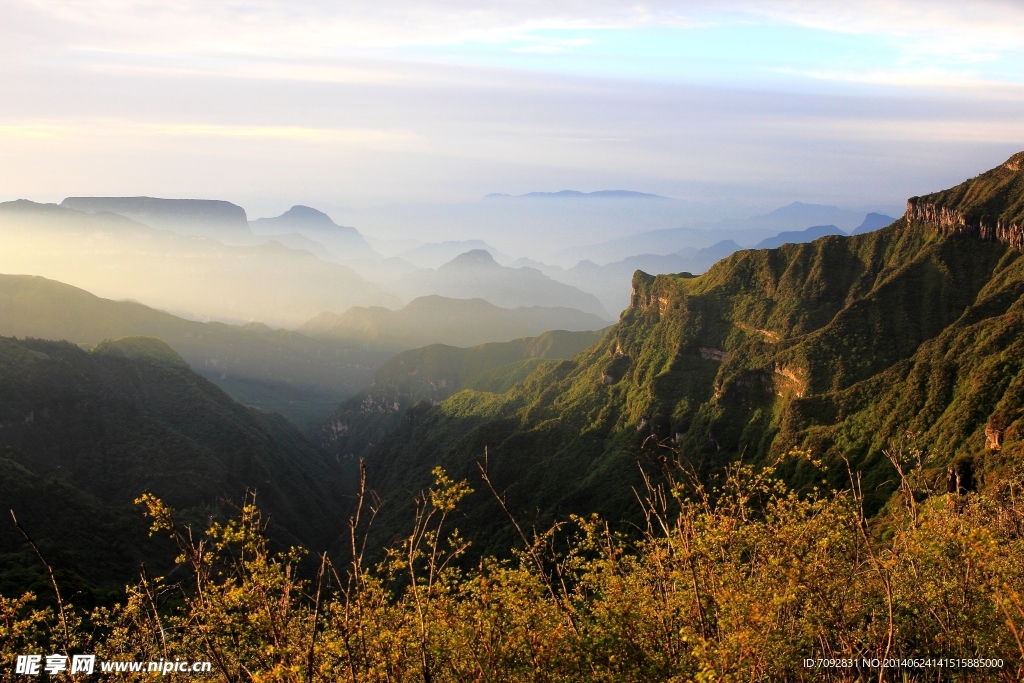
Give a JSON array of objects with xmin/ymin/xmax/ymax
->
[
  {"xmin": 2, "ymin": 0, "xmax": 1022, "ymax": 211},
  {"xmin": 4, "ymin": 0, "xmax": 1019, "ymax": 97},
  {"xmin": 14, "ymin": 1, "xmax": 1024, "ymax": 51},
  {"xmin": 745, "ymin": 1, "xmax": 1024, "ymax": 51},
  {"xmin": 0, "ymin": 119, "xmax": 423, "ymax": 148}
]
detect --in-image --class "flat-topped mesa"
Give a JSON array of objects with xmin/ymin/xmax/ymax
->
[
  {"xmin": 906, "ymin": 151, "xmax": 1024, "ymax": 251},
  {"xmin": 61, "ymin": 196, "xmax": 251, "ymax": 239}
]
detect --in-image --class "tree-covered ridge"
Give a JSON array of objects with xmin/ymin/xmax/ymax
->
[
  {"xmin": 0, "ymin": 274, "xmax": 395, "ymax": 429},
  {"xmin": 0, "ymin": 335, "xmax": 347, "ymax": 598},
  {"xmin": 360, "ymin": 155, "xmax": 1024, "ymax": 547},
  {"xmin": 314, "ymin": 329, "xmax": 604, "ymax": 461}
]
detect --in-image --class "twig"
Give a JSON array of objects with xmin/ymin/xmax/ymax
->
[{"xmin": 10, "ymin": 509, "xmax": 70, "ymax": 650}]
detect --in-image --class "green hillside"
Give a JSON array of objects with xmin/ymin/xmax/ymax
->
[
  {"xmin": 0, "ymin": 274, "xmax": 394, "ymax": 429},
  {"xmin": 357, "ymin": 153, "xmax": 1024, "ymax": 554},
  {"xmin": 299, "ymin": 295, "xmax": 608, "ymax": 351},
  {"xmin": 313, "ymin": 329, "xmax": 605, "ymax": 460},
  {"xmin": 0, "ymin": 335, "xmax": 347, "ymax": 599}
]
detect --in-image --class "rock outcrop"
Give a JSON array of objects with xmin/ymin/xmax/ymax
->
[{"xmin": 907, "ymin": 151, "xmax": 1024, "ymax": 251}]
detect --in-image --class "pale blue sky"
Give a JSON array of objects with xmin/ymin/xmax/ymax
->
[
  {"xmin": 402, "ymin": 21, "xmax": 1024, "ymax": 91},
  {"xmin": 1, "ymin": 0, "xmax": 1022, "ymax": 218}
]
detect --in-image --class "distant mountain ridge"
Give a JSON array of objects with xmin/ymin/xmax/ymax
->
[
  {"xmin": 249, "ymin": 205, "xmax": 377, "ymax": 260},
  {"xmin": 851, "ymin": 212, "xmax": 897, "ymax": 235},
  {"xmin": 326, "ymin": 192, "xmax": 713, "ymax": 262},
  {"xmin": 0, "ymin": 200, "xmax": 397, "ymax": 327},
  {"xmin": 523, "ymin": 223, "xmax": 880, "ymax": 314},
  {"xmin": 61, "ymin": 196, "xmax": 251, "ymax": 240},
  {"xmin": 400, "ymin": 240, "xmax": 506, "ymax": 269},
  {"xmin": 516, "ymin": 240, "xmax": 741, "ymax": 314},
  {"xmin": 754, "ymin": 224, "xmax": 846, "ymax": 249},
  {"xmin": 299, "ymin": 295, "xmax": 607, "ymax": 351},
  {"xmin": 251, "ymin": 205, "xmax": 347, "ymax": 231},
  {"xmin": 393, "ymin": 250, "xmax": 611, "ymax": 319},
  {"xmin": 558, "ymin": 201, "xmax": 884, "ymax": 264}
]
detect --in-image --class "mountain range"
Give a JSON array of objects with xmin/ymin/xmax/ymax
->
[
  {"xmin": 249, "ymin": 205, "xmax": 378, "ymax": 261},
  {"xmin": 852, "ymin": 212, "xmax": 897, "ymax": 235},
  {"xmin": 42, "ymin": 195, "xmax": 901, "ymax": 323},
  {"xmin": 399, "ymin": 240, "xmax": 508, "ymax": 269},
  {"xmin": 391, "ymin": 250, "xmax": 611, "ymax": 319},
  {"xmin": 754, "ymin": 224, "xmax": 846, "ymax": 249},
  {"xmin": 0, "ymin": 275, "xmax": 610, "ymax": 430},
  {"xmin": 520, "ymin": 220, "xmax": 894, "ymax": 314},
  {"xmin": 324, "ymin": 153, "xmax": 1024, "ymax": 555},
  {"xmin": 327, "ymin": 191, "xmax": 720, "ymax": 262},
  {"xmin": 0, "ymin": 274, "xmax": 394, "ymax": 429},
  {"xmin": 299, "ymin": 295, "xmax": 608, "ymax": 351},
  {"xmin": 0, "ymin": 200, "xmax": 398, "ymax": 327},
  {"xmin": 2, "ymin": 153, "xmax": 1022, "ymax": 604},
  {"xmin": 558, "ymin": 202, "xmax": 896, "ymax": 265}
]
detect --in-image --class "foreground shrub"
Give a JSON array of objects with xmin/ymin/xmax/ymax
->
[{"xmin": 3, "ymin": 457, "xmax": 1023, "ymax": 681}]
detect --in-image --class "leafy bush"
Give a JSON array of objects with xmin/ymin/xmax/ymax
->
[{"xmin": 3, "ymin": 453, "xmax": 1023, "ymax": 682}]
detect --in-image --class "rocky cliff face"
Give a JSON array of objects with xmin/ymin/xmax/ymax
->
[
  {"xmin": 906, "ymin": 151, "xmax": 1024, "ymax": 250},
  {"xmin": 907, "ymin": 199, "xmax": 1024, "ymax": 250}
]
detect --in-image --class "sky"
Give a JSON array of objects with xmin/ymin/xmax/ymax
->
[{"xmin": 1, "ymin": 0, "xmax": 1023, "ymax": 218}]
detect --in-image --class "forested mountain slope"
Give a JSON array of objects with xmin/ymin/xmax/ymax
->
[
  {"xmin": 358, "ymin": 153, "xmax": 1024, "ymax": 554},
  {"xmin": 314, "ymin": 329, "xmax": 605, "ymax": 459},
  {"xmin": 0, "ymin": 274, "xmax": 393, "ymax": 429},
  {"xmin": 0, "ymin": 336, "xmax": 346, "ymax": 599}
]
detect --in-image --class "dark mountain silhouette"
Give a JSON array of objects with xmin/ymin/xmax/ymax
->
[{"xmin": 0, "ymin": 335, "xmax": 347, "ymax": 597}]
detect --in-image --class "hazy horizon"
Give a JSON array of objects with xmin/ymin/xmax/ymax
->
[{"xmin": 3, "ymin": 0, "xmax": 1023, "ymax": 218}]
